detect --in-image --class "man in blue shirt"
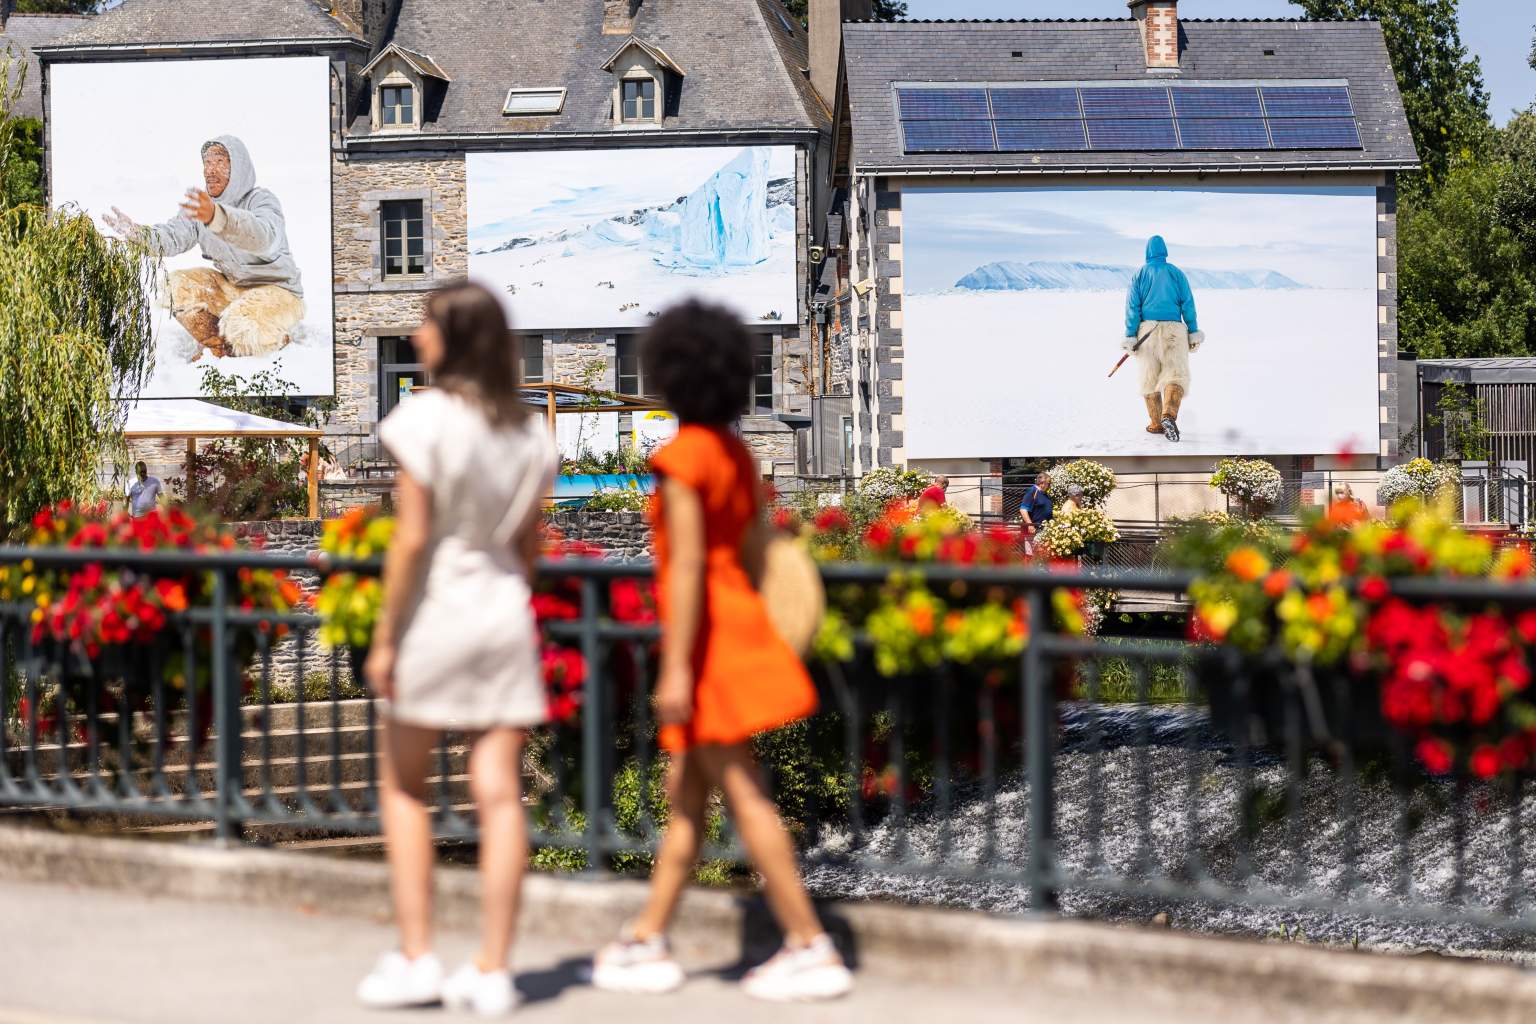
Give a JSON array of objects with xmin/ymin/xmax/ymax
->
[
  {"xmin": 1019, "ymin": 471, "xmax": 1053, "ymax": 553},
  {"xmin": 1122, "ymin": 235, "xmax": 1206, "ymax": 442}
]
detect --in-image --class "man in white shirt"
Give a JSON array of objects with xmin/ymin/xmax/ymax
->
[{"xmin": 127, "ymin": 461, "xmax": 164, "ymax": 518}]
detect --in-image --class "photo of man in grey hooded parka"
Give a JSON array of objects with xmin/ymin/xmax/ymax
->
[{"xmin": 104, "ymin": 135, "xmax": 305, "ymax": 363}]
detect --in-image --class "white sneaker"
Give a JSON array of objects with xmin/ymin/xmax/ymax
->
[
  {"xmin": 590, "ymin": 931, "xmax": 685, "ymax": 994},
  {"xmin": 741, "ymin": 934, "xmax": 853, "ymax": 1002},
  {"xmin": 443, "ymin": 963, "xmax": 517, "ymax": 1017},
  {"xmin": 356, "ymin": 951, "xmax": 444, "ymax": 1008}
]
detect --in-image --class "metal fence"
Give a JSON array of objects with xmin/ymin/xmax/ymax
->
[{"xmin": 5, "ymin": 547, "xmax": 1536, "ymax": 947}]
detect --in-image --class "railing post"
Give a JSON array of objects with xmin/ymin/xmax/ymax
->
[
  {"xmin": 1024, "ymin": 586, "xmax": 1058, "ymax": 914},
  {"xmin": 579, "ymin": 575, "xmax": 607, "ymax": 873},
  {"xmin": 210, "ymin": 568, "xmax": 240, "ymax": 841}
]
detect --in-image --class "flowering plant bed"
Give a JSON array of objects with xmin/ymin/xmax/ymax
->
[
  {"xmin": 1047, "ymin": 459, "xmax": 1116, "ymax": 508},
  {"xmin": 2, "ymin": 501, "xmax": 305, "ymax": 743},
  {"xmin": 1188, "ymin": 500, "xmax": 1536, "ymax": 778},
  {"xmin": 1209, "ymin": 457, "xmax": 1284, "ymax": 516},
  {"xmin": 1036, "ymin": 507, "xmax": 1119, "ymax": 561},
  {"xmin": 1376, "ymin": 457, "xmax": 1461, "ymax": 508}
]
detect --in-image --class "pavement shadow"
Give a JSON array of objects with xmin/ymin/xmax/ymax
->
[
  {"xmin": 713, "ymin": 895, "xmax": 860, "ymax": 981},
  {"xmin": 515, "ymin": 956, "xmax": 593, "ymax": 1006}
]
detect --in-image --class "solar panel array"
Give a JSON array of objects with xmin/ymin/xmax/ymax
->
[{"xmin": 897, "ymin": 83, "xmax": 1361, "ymax": 155}]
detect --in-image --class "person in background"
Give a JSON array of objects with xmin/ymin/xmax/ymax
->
[
  {"xmin": 357, "ymin": 282, "xmax": 556, "ymax": 1017},
  {"xmin": 127, "ymin": 461, "xmax": 163, "ymax": 518},
  {"xmin": 1059, "ymin": 483, "xmax": 1085, "ymax": 517},
  {"xmin": 1019, "ymin": 472, "xmax": 1053, "ymax": 554},
  {"xmin": 590, "ymin": 300, "xmax": 853, "ymax": 1002}
]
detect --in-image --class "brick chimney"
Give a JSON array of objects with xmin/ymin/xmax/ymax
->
[
  {"xmin": 603, "ymin": 0, "xmax": 640, "ymax": 35},
  {"xmin": 330, "ymin": 0, "xmax": 397, "ymax": 49},
  {"xmin": 1128, "ymin": 0, "xmax": 1180, "ymax": 70},
  {"xmin": 810, "ymin": 0, "xmax": 873, "ymax": 111}
]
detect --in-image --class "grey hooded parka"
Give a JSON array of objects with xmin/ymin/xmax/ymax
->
[{"xmin": 147, "ymin": 135, "xmax": 304, "ymax": 298}]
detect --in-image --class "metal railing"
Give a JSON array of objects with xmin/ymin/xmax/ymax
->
[{"xmin": 5, "ymin": 547, "xmax": 1536, "ymax": 948}]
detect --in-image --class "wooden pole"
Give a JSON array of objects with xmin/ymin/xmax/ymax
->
[
  {"xmin": 186, "ymin": 437, "xmax": 197, "ymax": 503},
  {"xmin": 546, "ymin": 387, "xmax": 557, "ymax": 435},
  {"xmin": 307, "ymin": 437, "xmax": 320, "ymax": 520}
]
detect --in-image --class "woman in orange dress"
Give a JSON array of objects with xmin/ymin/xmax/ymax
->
[{"xmin": 591, "ymin": 301, "xmax": 852, "ymax": 1002}]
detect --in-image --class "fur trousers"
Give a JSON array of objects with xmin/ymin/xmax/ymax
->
[
  {"xmin": 1134, "ymin": 320, "xmax": 1192, "ymax": 397},
  {"xmin": 168, "ymin": 268, "xmax": 304, "ymax": 358}
]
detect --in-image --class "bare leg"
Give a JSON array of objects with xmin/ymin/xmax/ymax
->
[
  {"xmin": 380, "ymin": 719, "xmax": 441, "ymax": 958},
  {"xmin": 468, "ymin": 726, "xmax": 528, "ymax": 971},
  {"xmin": 631, "ymin": 751, "xmax": 711, "ymax": 939},
  {"xmin": 698, "ymin": 743, "xmax": 822, "ymax": 945}
]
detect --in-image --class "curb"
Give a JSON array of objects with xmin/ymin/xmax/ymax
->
[{"xmin": 2, "ymin": 824, "xmax": 1534, "ymax": 1022}]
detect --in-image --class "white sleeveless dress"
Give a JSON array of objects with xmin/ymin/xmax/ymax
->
[{"xmin": 378, "ymin": 390, "xmax": 556, "ymax": 729}]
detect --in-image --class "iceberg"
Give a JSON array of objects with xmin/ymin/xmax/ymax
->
[
  {"xmin": 666, "ymin": 148, "xmax": 772, "ymax": 273},
  {"xmin": 955, "ymin": 260, "xmax": 1307, "ymax": 292}
]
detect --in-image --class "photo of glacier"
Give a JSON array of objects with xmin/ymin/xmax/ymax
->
[
  {"xmin": 901, "ymin": 186, "xmax": 1382, "ymax": 459},
  {"xmin": 467, "ymin": 146, "xmax": 796, "ymax": 329}
]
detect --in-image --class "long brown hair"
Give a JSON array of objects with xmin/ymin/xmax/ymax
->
[{"xmin": 424, "ymin": 281, "xmax": 530, "ymax": 427}]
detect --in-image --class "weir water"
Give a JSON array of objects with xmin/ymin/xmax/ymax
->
[{"xmin": 804, "ymin": 703, "xmax": 1536, "ymax": 960}]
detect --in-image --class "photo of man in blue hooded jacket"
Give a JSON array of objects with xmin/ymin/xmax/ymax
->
[{"xmin": 1122, "ymin": 235, "xmax": 1207, "ymax": 442}]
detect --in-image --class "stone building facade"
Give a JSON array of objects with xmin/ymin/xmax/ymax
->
[{"xmin": 37, "ymin": 0, "xmax": 849, "ymax": 491}]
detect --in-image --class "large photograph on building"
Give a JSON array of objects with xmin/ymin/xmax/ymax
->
[
  {"xmin": 467, "ymin": 146, "xmax": 796, "ymax": 329},
  {"xmin": 901, "ymin": 186, "xmax": 1380, "ymax": 458},
  {"xmin": 50, "ymin": 57, "xmax": 334, "ymax": 398}
]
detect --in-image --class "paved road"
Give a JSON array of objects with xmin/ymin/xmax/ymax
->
[{"xmin": 0, "ymin": 879, "xmax": 1305, "ymax": 1024}]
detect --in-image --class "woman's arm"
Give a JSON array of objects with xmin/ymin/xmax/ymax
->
[
  {"xmin": 364, "ymin": 468, "xmax": 432, "ymax": 699},
  {"xmin": 655, "ymin": 475, "xmax": 706, "ymax": 727}
]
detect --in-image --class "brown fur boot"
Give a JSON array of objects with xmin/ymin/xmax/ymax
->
[
  {"xmin": 1143, "ymin": 393, "xmax": 1164, "ymax": 434},
  {"xmin": 1161, "ymin": 383, "xmax": 1185, "ymax": 442},
  {"xmin": 177, "ymin": 310, "xmax": 228, "ymax": 363}
]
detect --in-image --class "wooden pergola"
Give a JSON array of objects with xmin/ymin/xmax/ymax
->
[
  {"xmin": 518, "ymin": 382, "xmax": 669, "ymax": 431},
  {"xmin": 122, "ymin": 399, "xmax": 325, "ymax": 518}
]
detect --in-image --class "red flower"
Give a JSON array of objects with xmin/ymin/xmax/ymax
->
[
  {"xmin": 1358, "ymin": 575, "xmax": 1390, "ymax": 603},
  {"xmin": 864, "ymin": 522, "xmax": 894, "ymax": 549},
  {"xmin": 771, "ymin": 507, "xmax": 799, "ymax": 532},
  {"xmin": 1470, "ymin": 745, "xmax": 1501, "ymax": 779},
  {"xmin": 1416, "ymin": 737, "xmax": 1453, "ymax": 775},
  {"xmin": 609, "ymin": 578, "xmax": 657, "ymax": 625},
  {"xmin": 814, "ymin": 507, "xmax": 852, "ymax": 533}
]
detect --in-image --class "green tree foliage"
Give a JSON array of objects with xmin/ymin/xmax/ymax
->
[
  {"xmin": 10, "ymin": 1, "xmax": 104, "ymax": 12},
  {"xmin": 1294, "ymin": 0, "xmax": 1489, "ymax": 188},
  {"xmin": 175, "ymin": 365, "xmax": 334, "ymax": 522},
  {"xmin": 781, "ymin": 0, "xmax": 907, "ymax": 25},
  {"xmin": 0, "ymin": 54, "xmax": 156, "ymax": 536},
  {"xmin": 1399, "ymin": 112, "xmax": 1536, "ymax": 358}
]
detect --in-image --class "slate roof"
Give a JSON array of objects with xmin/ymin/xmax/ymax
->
[
  {"xmin": 844, "ymin": 18, "xmax": 1419, "ymax": 173},
  {"xmin": 358, "ymin": 0, "xmax": 826, "ymax": 138},
  {"xmin": 0, "ymin": 13, "xmax": 89, "ymax": 118},
  {"xmin": 41, "ymin": 0, "xmax": 362, "ymax": 48}
]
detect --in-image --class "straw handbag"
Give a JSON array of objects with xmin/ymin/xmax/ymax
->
[{"xmin": 754, "ymin": 534, "xmax": 825, "ymax": 657}]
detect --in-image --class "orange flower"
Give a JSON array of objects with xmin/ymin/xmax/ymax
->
[
  {"xmin": 156, "ymin": 580, "xmax": 189, "ymax": 612},
  {"xmin": 1306, "ymin": 593, "xmax": 1333, "ymax": 623},
  {"xmin": 908, "ymin": 604, "xmax": 935, "ymax": 637},
  {"xmin": 944, "ymin": 611, "xmax": 965, "ymax": 633},
  {"xmin": 1494, "ymin": 545, "xmax": 1534, "ymax": 580},
  {"xmin": 1225, "ymin": 546, "xmax": 1271, "ymax": 583},
  {"xmin": 1262, "ymin": 569, "xmax": 1294, "ymax": 599}
]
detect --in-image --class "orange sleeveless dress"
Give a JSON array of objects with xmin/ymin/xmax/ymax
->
[{"xmin": 649, "ymin": 425, "xmax": 818, "ymax": 753}]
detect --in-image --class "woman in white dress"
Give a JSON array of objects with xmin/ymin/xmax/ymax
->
[{"xmin": 357, "ymin": 282, "xmax": 556, "ymax": 1017}]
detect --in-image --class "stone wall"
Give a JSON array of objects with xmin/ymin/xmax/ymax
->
[{"xmin": 545, "ymin": 509, "xmax": 653, "ymax": 561}]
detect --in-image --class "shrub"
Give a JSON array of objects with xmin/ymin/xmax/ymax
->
[
  {"xmin": 1209, "ymin": 458, "xmax": 1283, "ymax": 515},
  {"xmin": 1376, "ymin": 457, "xmax": 1461, "ymax": 508},
  {"xmin": 854, "ymin": 466, "xmax": 935, "ymax": 506},
  {"xmin": 583, "ymin": 488, "xmax": 649, "ymax": 513},
  {"xmin": 1047, "ymin": 460, "xmax": 1116, "ymax": 508}
]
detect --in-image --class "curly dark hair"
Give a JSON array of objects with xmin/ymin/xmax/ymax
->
[{"xmin": 640, "ymin": 300, "xmax": 754, "ymax": 425}]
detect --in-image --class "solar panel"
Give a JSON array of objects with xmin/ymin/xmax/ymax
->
[
  {"xmin": 1080, "ymin": 87, "xmax": 1171, "ymax": 119},
  {"xmin": 1172, "ymin": 86, "xmax": 1262, "ymax": 119},
  {"xmin": 996, "ymin": 119, "xmax": 1089, "ymax": 151},
  {"xmin": 898, "ymin": 88, "xmax": 989, "ymax": 120},
  {"xmin": 1260, "ymin": 86, "xmax": 1353, "ymax": 118},
  {"xmin": 892, "ymin": 82, "xmax": 1361, "ymax": 155},
  {"xmin": 901, "ymin": 119, "xmax": 996, "ymax": 152},
  {"xmin": 1267, "ymin": 117, "xmax": 1362, "ymax": 149},
  {"xmin": 988, "ymin": 87, "xmax": 1080, "ymax": 120},
  {"xmin": 1086, "ymin": 118, "xmax": 1179, "ymax": 150},
  {"xmin": 1176, "ymin": 118, "xmax": 1270, "ymax": 149}
]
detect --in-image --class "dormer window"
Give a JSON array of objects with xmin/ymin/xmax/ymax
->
[
  {"xmin": 381, "ymin": 84, "xmax": 415, "ymax": 128},
  {"xmin": 362, "ymin": 44, "xmax": 450, "ymax": 134},
  {"xmin": 602, "ymin": 36, "xmax": 685, "ymax": 128},
  {"xmin": 621, "ymin": 77, "xmax": 657, "ymax": 122}
]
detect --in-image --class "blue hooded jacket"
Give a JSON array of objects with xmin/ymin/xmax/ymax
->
[{"xmin": 1125, "ymin": 235, "xmax": 1197, "ymax": 338}]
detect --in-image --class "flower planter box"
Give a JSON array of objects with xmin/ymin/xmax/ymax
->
[
  {"xmin": 552, "ymin": 474, "xmax": 654, "ymax": 504},
  {"xmin": 1195, "ymin": 647, "xmax": 1390, "ymax": 755}
]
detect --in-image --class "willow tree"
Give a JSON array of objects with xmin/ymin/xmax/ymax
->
[{"xmin": 0, "ymin": 54, "xmax": 156, "ymax": 537}]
